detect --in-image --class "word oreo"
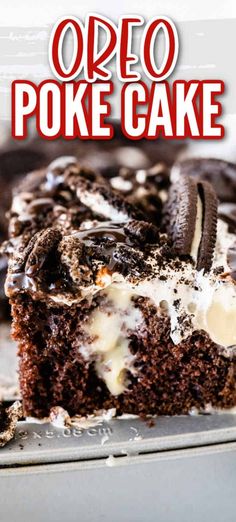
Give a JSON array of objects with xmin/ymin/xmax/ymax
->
[{"xmin": 11, "ymin": 14, "xmax": 224, "ymax": 140}]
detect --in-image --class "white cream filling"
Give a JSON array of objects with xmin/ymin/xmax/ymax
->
[
  {"xmin": 76, "ymin": 188, "xmax": 130, "ymax": 222},
  {"xmin": 133, "ymin": 219, "xmax": 236, "ymax": 348},
  {"xmin": 11, "ymin": 193, "xmax": 33, "ymax": 215},
  {"xmin": 81, "ymin": 288, "xmax": 142, "ymax": 395},
  {"xmin": 110, "ymin": 177, "xmax": 133, "ymax": 192},
  {"xmin": 136, "ymin": 169, "xmax": 147, "ymax": 184},
  {"xmin": 190, "ymin": 195, "xmax": 203, "ymax": 262}
]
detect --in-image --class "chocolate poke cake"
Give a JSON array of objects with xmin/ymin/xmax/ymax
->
[{"xmin": 4, "ymin": 155, "xmax": 236, "ymax": 419}]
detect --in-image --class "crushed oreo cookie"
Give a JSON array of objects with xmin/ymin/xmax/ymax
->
[
  {"xmin": 0, "ymin": 401, "xmax": 23, "ymax": 447},
  {"xmin": 6, "ymin": 219, "xmax": 155, "ymax": 298}
]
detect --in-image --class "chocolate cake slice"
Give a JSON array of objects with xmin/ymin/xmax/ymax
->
[{"xmin": 4, "ymin": 157, "xmax": 236, "ymax": 418}]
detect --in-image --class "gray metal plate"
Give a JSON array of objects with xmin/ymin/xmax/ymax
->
[
  {"xmin": 1, "ymin": 413, "xmax": 236, "ymax": 467},
  {"xmin": 1, "ymin": 441, "xmax": 236, "ymax": 522},
  {"xmin": 1, "ymin": 321, "xmax": 236, "ymax": 468}
]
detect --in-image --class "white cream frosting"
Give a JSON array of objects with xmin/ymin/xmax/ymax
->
[
  {"xmin": 81, "ymin": 288, "xmax": 142, "ymax": 395},
  {"xmin": 11, "ymin": 192, "xmax": 33, "ymax": 215},
  {"xmin": 110, "ymin": 177, "xmax": 133, "ymax": 192},
  {"xmin": 49, "ymin": 219, "xmax": 236, "ymax": 355},
  {"xmin": 131, "ymin": 219, "xmax": 236, "ymax": 348}
]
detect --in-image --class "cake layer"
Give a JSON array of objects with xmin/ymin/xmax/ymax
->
[{"xmin": 10, "ymin": 293, "xmax": 236, "ymax": 418}]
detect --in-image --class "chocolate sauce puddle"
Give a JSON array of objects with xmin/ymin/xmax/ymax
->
[{"xmin": 74, "ymin": 222, "xmax": 132, "ymax": 272}]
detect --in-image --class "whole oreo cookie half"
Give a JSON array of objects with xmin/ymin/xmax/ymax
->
[
  {"xmin": 164, "ymin": 176, "xmax": 218, "ymax": 272},
  {"xmin": 197, "ymin": 180, "xmax": 218, "ymax": 272},
  {"xmin": 163, "ymin": 175, "xmax": 198, "ymax": 255},
  {"xmin": 171, "ymin": 158, "xmax": 236, "ymax": 203}
]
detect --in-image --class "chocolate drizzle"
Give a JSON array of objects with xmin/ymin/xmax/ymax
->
[
  {"xmin": 75, "ymin": 222, "xmax": 129, "ymax": 245},
  {"xmin": 75, "ymin": 222, "xmax": 133, "ymax": 273}
]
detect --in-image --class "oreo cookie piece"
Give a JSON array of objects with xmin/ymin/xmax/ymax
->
[
  {"xmin": 0, "ymin": 401, "xmax": 23, "ymax": 447},
  {"xmin": 197, "ymin": 181, "xmax": 218, "ymax": 272},
  {"xmin": 75, "ymin": 177, "xmax": 144, "ymax": 222},
  {"xmin": 163, "ymin": 175, "xmax": 198, "ymax": 255},
  {"xmin": 164, "ymin": 176, "xmax": 218, "ymax": 272},
  {"xmin": 171, "ymin": 158, "xmax": 236, "ymax": 203}
]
